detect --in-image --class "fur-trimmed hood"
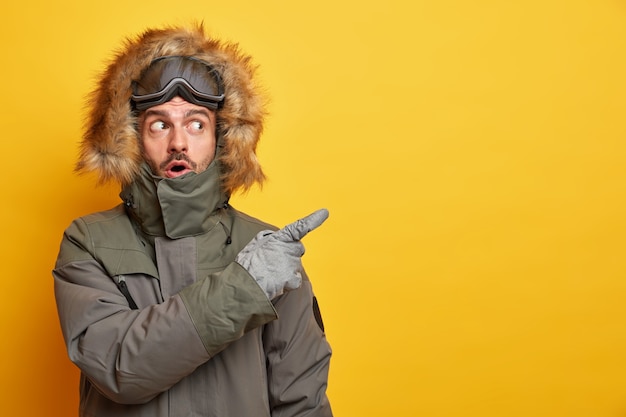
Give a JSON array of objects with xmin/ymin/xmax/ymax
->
[{"xmin": 76, "ymin": 23, "xmax": 266, "ymax": 195}]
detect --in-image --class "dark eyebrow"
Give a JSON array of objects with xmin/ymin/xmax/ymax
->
[
  {"xmin": 184, "ymin": 108, "xmax": 212, "ymax": 119},
  {"xmin": 143, "ymin": 109, "xmax": 168, "ymax": 118}
]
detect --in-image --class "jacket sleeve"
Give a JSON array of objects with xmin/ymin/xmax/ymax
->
[
  {"xmin": 264, "ymin": 270, "xmax": 333, "ymax": 417},
  {"xmin": 53, "ymin": 218, "xmax": 277, "ymax": 405}
]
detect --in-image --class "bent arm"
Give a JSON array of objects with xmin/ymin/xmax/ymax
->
[{"xmin": 53, "ymin": 220, "xmax": 276, "ymax": 405}]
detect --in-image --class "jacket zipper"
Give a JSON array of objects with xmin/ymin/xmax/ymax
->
[{"xmin": 116, "ymin": 275, "xmax": 139, "ymax": 310}]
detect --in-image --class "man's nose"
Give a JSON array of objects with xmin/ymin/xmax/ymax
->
[{"xmin": 168, "ymin": 127, "xmax": 188, "ymax": 153}]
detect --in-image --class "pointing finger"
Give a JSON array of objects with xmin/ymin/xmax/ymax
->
[{"xmin": 275, "ymin": 208, "xmax": 330, "ymax": 241}]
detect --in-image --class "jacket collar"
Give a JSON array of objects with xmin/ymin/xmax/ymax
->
[{"xmin": 120, "ymin": 162, "xmax": 229, "ymax": 239}]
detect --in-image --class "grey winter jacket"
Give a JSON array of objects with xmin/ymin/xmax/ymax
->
[{"xmin": 53, "ymin": 163, "xmax": 333, "ymax": 416}]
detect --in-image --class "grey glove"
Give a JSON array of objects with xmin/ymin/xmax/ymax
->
[{"xmin": 236, "ymin": 208, "xmax": 329, "ymax": 300}]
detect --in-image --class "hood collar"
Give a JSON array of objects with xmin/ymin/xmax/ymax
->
[{"xmin": 120, "ymin": 162, "xmax": 229, "ymax": 239}]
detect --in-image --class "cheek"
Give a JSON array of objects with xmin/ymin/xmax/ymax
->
[
  {"xmin": 200, "ymin": 141, "xmax": 216, "ymax": 159},
  {"xmin": 193, "ymin": 134, "xmax": 217, "ymax": 160},
  {"xmin": 141, "ymin": 139, "xmax": 165, "ymax": 163}
]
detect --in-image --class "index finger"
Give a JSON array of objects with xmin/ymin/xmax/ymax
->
[{"xmin": 274, "ymin": 208, "xmax": 330, "ymax": 241}]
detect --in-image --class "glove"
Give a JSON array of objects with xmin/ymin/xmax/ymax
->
[{"xmin": 236, "ymin": 208, "xmax": 329, "ymax": 300}]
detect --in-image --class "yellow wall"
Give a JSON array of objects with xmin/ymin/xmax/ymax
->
[{"xmin": 2, "ymin": 1, "xmax": 626, "ymax": 416}]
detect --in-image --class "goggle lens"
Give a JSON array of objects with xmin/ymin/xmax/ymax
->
[{"xmin": 131, "ymin": 56, "xmax": 225, "ymax": 111}]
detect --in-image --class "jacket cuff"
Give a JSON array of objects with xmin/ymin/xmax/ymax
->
[{"xmin": 179, "ymin": 262, "xmax": 277, "ymax": 356}]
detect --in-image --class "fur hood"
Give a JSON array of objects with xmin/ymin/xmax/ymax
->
[{"xmin": 76, "ymin": 23, "xmax": 266, "ymax": 195}]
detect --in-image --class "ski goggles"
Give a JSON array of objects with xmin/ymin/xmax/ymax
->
[{"xmin": 131, "ymin": 56, "xmax": 225, "ymax": 111}]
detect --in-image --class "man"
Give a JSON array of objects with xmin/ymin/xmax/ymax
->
[{"xmin": 53, "ymin": 24, "xmax": 333, "ymax": 417}]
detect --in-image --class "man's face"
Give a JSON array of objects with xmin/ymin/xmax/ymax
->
[{"xmin": 140, "ymin": 96, "xmax": 217, "ymax": 178}]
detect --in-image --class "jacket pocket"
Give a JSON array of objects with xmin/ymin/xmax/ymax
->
[
  {"xmin": 112, "ymin": 273, "xmax": 164, "ymax": 308},
  {"xmin": 115, "ymin": 275, "xmax": 139, "ymax": 309}
]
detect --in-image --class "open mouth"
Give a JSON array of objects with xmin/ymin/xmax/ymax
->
[
  {"xmin": 164, "ymin": 161, "xmax": 193, "ymax": 178},
  {"xmin": 160, "ymin": 154, "xmax": 197, "ymax": 178}
]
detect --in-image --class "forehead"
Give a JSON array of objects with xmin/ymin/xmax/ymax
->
[{"xmin": 142, "ymin": 97, "xmax": 215, "ymax": 118}]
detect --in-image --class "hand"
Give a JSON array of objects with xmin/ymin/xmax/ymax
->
[{"xmin": 236, "ymin": 209, "xmax": 329, "ymax": 300}]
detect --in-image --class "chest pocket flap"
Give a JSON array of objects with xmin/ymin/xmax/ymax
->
[{"xmin": 97, "ymin": 247, "xmax": 159, "ymax": 279}]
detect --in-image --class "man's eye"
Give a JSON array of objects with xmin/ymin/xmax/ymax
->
[
  {"xmin": 150, "ymin": 121, "xmax": 167, "ymax": 131},
  {"xmin": 189, "ymin": 121, "xmax": 204, "ymax": 131}
]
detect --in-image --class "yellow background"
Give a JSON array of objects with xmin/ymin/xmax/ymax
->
[{"xmin": 2, "ymin": 1, "xmax": 626, "ymax": 416}]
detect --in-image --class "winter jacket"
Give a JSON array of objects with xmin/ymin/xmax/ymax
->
[{"xmin": 53, "ymin": 162, "xmax": 333, "ymax": 416}]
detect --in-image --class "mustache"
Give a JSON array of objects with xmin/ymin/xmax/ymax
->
[{"xmin": 159, "ymin": 152, "xmax": 198, "ymax": 170}]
